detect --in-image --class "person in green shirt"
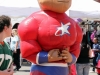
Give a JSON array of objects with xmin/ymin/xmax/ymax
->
[{"xmin": 0, "ymin": 15, "xmax": 13, "ymax": 75}]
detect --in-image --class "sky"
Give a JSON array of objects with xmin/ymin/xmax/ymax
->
[
  {"xmin": 0, "ymin": 0, "xmax": 100, "ymax": 23},
  {"xmin": 0, "ymin": 0, "xmax": 100, "ymax": 16},
  {"xmin": 0, "ymin": 0, "xmax": 100, "ymax": 11},
  {"xmin": 70, "ymin": 0, "xmax": 100, "ymax": 11},
  {"xmin": 0, "ymin": 0, "xmax": 39, "ymax": 7}
]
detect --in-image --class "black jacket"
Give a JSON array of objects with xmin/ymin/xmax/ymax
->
[{"xmin": 77, "ymin": 34, "xmax": 90, "ymax": 63}]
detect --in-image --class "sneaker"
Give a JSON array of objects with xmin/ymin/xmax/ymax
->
[
  {"xmin": 14, "ymin": 66, "xmax": 21, "ymax": 71},
  {"xmin": 17, "ymin": 66, "xmax": 21, "ymax": 71}
]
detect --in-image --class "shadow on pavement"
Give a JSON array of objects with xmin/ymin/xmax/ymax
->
[
  {"xmin": 21, "ymin": 63, "xmax": 31, "ymax": 66},
  {"xmin": 18, "ymin": 70, "xmax": 30, "ymax": 72}
]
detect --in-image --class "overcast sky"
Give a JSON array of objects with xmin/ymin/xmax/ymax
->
[
  {"xmin": 0, "ymin": 0, "xmax": 100, "ymax": 11},
  {"xmin": 0, "ymin": 0, "xmax": 39, "ymax": 7}
]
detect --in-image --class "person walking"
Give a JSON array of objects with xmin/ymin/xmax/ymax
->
[
  {"xmin": 76, "ymin": 33, "xmax": 90, "ymax": 75},
  {"xmin": 10, "ymin": 29, "xmax": 21, "ymax": 71}
]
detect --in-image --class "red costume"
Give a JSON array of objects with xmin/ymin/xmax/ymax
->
[
  {"xmin": 69, "ymin": 64, "xmax": 77, "ymax": 75},
  {"xmin": 18, "ymin": 0, "xmax": 82, "ymax": 75},
  {"xmin": 18, "ymin": 10, "xmax": 82, "ymax": 75}
]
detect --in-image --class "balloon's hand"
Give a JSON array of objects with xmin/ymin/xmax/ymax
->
[
  {"xmin": 48, "ymin": 49, "xmax": 62, "ymax": 62},
  {"xmin": 61, "ymin": 48, "xmax": 72, "ymax": 63}
]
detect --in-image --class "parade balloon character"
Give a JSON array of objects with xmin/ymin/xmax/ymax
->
[
  {"xmin": 18, "ymin": 0, "xmax": 83, "ymax": 75},
  {"xmin": 94, "ymin": 0, "xmax": 100, "ymax": 3}
]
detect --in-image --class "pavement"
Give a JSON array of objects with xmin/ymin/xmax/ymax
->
[
  {"xmin": 14, "ymin": 62, "xmax": 98, "ymax": 75},
  {"xmin": 89, "ymin": 68, "xmax": 98, "ymax": 75},
  {"xmin": 14, "ymin": 62, "xmax": 30, "ymax": 75}
]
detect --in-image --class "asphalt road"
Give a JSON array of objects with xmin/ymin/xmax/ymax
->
[{"xmin": 14, "ymin": 62, "xmax": 98, "ymax": 75}]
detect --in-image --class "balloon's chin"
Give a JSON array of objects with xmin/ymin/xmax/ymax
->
[
  {"xmin": 57, "ymin": 1, "xmax": 69, "ymax": 3},
  {"xmin": 94, "ymin": 0, "xmax": 100, "ymax": 3}
]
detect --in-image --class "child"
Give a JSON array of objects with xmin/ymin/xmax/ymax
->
[{"xmin": 92, "ymin": 37, "xmax": 100, "ymax": 72}]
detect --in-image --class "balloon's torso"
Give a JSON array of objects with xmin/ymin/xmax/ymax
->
[{"xmin": 27, "ymin": 10, "xmax": 77, "ymax": 51}]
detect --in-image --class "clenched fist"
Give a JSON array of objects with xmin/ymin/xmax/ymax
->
[
  {"xmin": 48, "ymin": 49, "xmax": 62, "ymax": 62},
  {"xmin": 61, "ymin": 48, "xmax": 72, "ymax": 63}
]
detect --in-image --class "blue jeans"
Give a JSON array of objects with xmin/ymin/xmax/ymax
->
[
  {"xmin": 93, "ymin": 53, "xmax": 98, "ymax": 71},
  {"xmin": 76, "ymin": 63, "xmax": 90, "ymax": 75}
]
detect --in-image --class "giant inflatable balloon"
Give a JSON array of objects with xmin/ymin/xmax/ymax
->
[
  {"xmin": 18, "ymin": 0, "xmax": 83, "ymax": 75},
  {"xmin": 94, "ymin": 0, "xmax": 100, "ymax": 3}
]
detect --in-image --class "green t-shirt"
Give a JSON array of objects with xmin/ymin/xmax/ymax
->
[{"xmin": 0, "ymin": 41, "xmax": 13, "ymax": 70}]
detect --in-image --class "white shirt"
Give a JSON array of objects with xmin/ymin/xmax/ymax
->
[
  {"xmin": 4, "ymin": 37, "xmax": 11, "ymax": 44},
  {"xmin": 10, "ymin": 35, "xmax": 20, "ymax": 51}
]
